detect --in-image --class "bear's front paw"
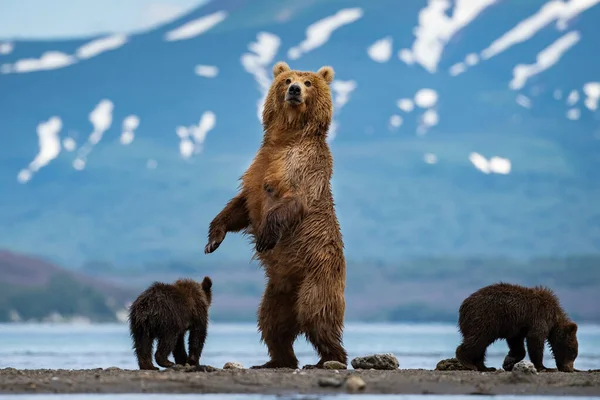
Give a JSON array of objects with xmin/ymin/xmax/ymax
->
[
  {"xmin": 204, "ymin": 228, "xmax": 225, "ymax": 254},
  {"xmin": 204, "ymin": 239, "xmax": 222, "ymax": 254},
  {"xmin": 255, "ymin": 232, "xmax": 278, "ymax": 253},
  {"xmin": 187, "ymin": 357, "xmax": 199, "ymax": 367}
]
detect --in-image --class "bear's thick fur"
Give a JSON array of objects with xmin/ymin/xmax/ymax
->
[
  {"xmin": 204, "ymin": 61, "xmax": 347, "ymax": 369},
  {"xmin": 456, "ymin": 282, "xmax": 578, "ymax": 372},
  {"xmin": 128, "ymin": 277, "xmax": 212, "ymax": 370}
]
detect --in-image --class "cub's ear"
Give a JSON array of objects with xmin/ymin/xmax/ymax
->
[
  {"xmin": 273, "ymin": 61, "xmax": 291, "ymax": 78},
  {"xmin": 317, "ymin": 65, "xmax": 335, "ymax": 84},
  {"xmin": 566, "ymin": 322, "xmax": 578, "ymax": 335}
]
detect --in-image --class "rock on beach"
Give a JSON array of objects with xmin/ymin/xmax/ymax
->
[{"xmin": 351, "ymin": 353, "xmax": 399, "ymax": 370}]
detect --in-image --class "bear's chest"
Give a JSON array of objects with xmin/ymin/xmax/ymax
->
[
  {"xmin": 263, "ymin": 145, "xmax": 309, "ymax": 190},
  {"xmin": 244, "ymin": 145, "xmax": 310, "ymax": 224}
]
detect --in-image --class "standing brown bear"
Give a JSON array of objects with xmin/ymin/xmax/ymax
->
[
  {"xmin": 456, "ymin": 282, "xmax": 578, "ymax": 372},
  {"xmin": 204, "ymin": 61, "xmax": 347, "ymax": 369},
  {"xmin": 128, "ymin": 277, "xmax": 212, "ymax": 370}
]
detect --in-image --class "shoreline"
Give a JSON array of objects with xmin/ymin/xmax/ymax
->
[{"xmin": 0, "ymin": 368, "xmax": 599, "ymax": 396}]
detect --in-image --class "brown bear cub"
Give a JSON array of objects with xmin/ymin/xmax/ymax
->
[
  {"xmin": 204, "ymin": 61, "xmax": 348, "ymax": 369},
  {"xmin": 128, "ymin": 277, "xmax": 212, "ymax": 370},
  {"xmin": 456, "ymin": 282, "xmax": 578, "ymax": 373}
]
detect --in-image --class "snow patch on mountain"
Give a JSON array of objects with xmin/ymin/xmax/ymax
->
[
  {"xmin": 62, "ymin": 137, "xmax": 77, "ymax": 152},
  {"xmin": 195, "ymin": 65, "xmax": 219, "ymax": 77},
  {"xmin": 17, "ymin": 116, "xmax": 63, "ymax": 183},
  {"xmin": 509, "ymin": 30, "xmax": 580, "ymax": 90},
  {"xmin": 329, "ymin": 80, "xmax": 357, "ymax": 141},
  {"xmin": 483, "ymin": 0, "xmax": 599, "ymax": 60},
  {"xmin": 73, "ymin": 100, "xmax": 114, "ymax": 171},
  {"xmin": 583, "ymin": 82, "xmax": 600, "ymax": 111},
  {"xmin": 424, "ymin": 153, "xmax": 438, "ymax": 164},
  {"xmin": 120, "ymin": 115, "xmax": 140, "ymax": 145},
  {"xmin": 164, "ymin": 10, "xmax": 228, "ymax": 42},
  {"xmin": 566, "ymin": 108, "xmax": 581, "ymax": 120},
  {"xmin": 453, "ymin": 0, "xmax": 599, "ymax": 76},
  {"xmin": 368, "ymin": 36, "xmax": 393, "ymax": 63},
  {"xmin": 397, "ymin": 98, "xmax": 415, "ymax": 112},
  {"xmin": 414, "ymin": 88, "xmax": 438, "ymax": 108},
  {"xmin": 2, "ymin": 51, "xmax": 75, "ymax": 74},
  {"xmin": 288, "ymin": 8, "xmax": 363, "ymax": 60},
  {"xmin": 567, "ymin": 89, "xmax": 580, "ymax": 105},
  {"xmin": 2, "ymin": 34, "xmax": 128, "ymax": 74},
  {"xmin": 389, "ymin": 115, "xmax": 403, "ymax": 130},
  {"xmin": 176, "ymin": 111, "xmax": 216, "ymax": 159},
  {"xmin": 516, "ymin": 94, "xmax": 533, "ymax": 108},
  {"xmin": 469, "ymin": 152, "xmax": 512, "ymax": 174},
  {"xmin": 0, "ymin": 42, "xmax": 13, "ymax": 55},
  {"xmin": 241, "ymin": 32, "xmax": 281, "ymax": 122},
  {"xmin": 76, "ymin": 34, "xmax": 127, "ymax": 60},
  {"xmin": 400, "ymin": 0, "xmax": 498, "ymax": 73}
]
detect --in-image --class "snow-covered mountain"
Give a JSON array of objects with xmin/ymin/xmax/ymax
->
[{"xmin": 0, "ymin": 0, "xmax": 599, "ymax": 268}]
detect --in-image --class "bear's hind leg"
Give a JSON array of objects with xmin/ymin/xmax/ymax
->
[
  {"xmin": 251, "ymin": 282, "xmax": 300, "ymax": 369},
  {"xmin": 154, "ymin": 332, "xmax": 178, "ymax": 368},
  {"xmin": 503, "ymin": 335, "xmax": 526, "ymax": 371},
  {"xmin": 173, "ymin": 332, "xmax": 188, "ymax": 365},
  {"xmin": 131, "ymin": 327, "xmax": 158, "ymax": 371},
  {"xmin": 297, "ymin": 278, "xmax": 348, "ymax": 369},
  {"xmin": 187, "ymin": 323, "xmax": 208, "ymax": 367},
  {"xmin": 456, "ymin": 337, "xmax": 496, "ymax": 372}
]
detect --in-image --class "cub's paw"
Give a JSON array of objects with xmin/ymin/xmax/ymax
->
[
  {"xmin": 502, "ymin": 356, "xmax": 517, "ymax": 371},
  {"xmin": 186, "ymin": 357, "xmax": 199, "ymax": 367}
]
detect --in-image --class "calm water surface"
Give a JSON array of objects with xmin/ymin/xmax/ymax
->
[
  {"xmin": 1, "ymin": 395, "xmax": 600, "ymax": 400},
  {"xmin": 1, "ymin": 322, "xmax": 599, "ymax": 371}
]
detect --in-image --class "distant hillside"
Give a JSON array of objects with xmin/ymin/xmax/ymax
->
[
  {"xmin": 0, "ymin": 0, "xmax": 599, "ymax": 267},
  {"xmin": 83, "ymin": 254, "xmax": 600, "ymax": 323},
  {"xmin": 0, "ymin": 250, "xmax": 134, "ymax": 322},
  {"xmin": 0, "ymin": 249, "xmax": 597, "ymax": 323}
]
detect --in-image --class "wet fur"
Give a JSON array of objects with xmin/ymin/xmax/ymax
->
[
  {"xmin": 128, "ymin": 277, "xmax": 212, "ymax": 370},
  {"xmin": 205, "ymin": 61, "xmax": 347, "ymax": 369},
  {"xmin": 456, "ymin": 282, "xmax": 578, "ymax": 372}
]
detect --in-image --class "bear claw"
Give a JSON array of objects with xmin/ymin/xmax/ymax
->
[{"xmin": 204, "ymin": 240, "xmax": 221, "ymax": 254}]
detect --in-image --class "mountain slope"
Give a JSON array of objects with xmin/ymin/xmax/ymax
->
[{"xmin": 0, "ymin": 0, "xmax": 599, "ymax": 267}]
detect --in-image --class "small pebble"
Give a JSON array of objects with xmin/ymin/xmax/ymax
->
[
  {"xmin": 513, "ymin": 360, "xmax": 538, "ymax": 375},
  {"xmin": 345, "ymin": 375, "xmax": 366, "ymax": 392},
  {"xmin": 351, "ymin": 353, "xmax": 399, "ymax": 370},
  {"xmin": 223, "ymin": 362, "xmax": 243, "ymax": 370},
  {"xmin": 323, "ymin": 361, "xmax": 347, "ymax": 370},
  {"xmin": 318, "ymin": 377, "xmax": 343, "ymax": 388},
  {"xmin": 435, "ymin": 358, "xmax": 471, "ymax": 371}
]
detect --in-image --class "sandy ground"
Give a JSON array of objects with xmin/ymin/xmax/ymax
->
[{"xmin": 0, "ymin": 367, "xmax": 599, "ymax": 396}]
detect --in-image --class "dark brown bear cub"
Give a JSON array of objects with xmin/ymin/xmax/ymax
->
[
  {"xmin": 128, "ymin": 277, "xmax": 212, "ymax": 370},
  {"xmin": 456, "ymin": 282, "xmax": 578, "ymax": 373}
]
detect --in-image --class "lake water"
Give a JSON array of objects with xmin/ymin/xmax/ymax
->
[
  {"xmin": 1, "ymin": 396, "xmax": 600, "ymax": 400},
  {"xmin": 3, "ymin": 396, "xmax": 600, "ymax": 400},
  {"xmin": 1, "ymin": 322, "xmax": 599, "ymax": 371}
]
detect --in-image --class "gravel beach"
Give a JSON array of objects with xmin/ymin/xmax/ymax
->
[{"xmin": 0, "ymin": 367, "xmax": 599, "ymax": 396}]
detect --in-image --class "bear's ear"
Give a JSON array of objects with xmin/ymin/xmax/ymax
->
[
  {"xmin": 317, "ymin": 66, "xmax": 335, "ymax": 84},
  {"xmin": 566, "ymin": 322, "xmax": 578, "ymax": 335},
  {"xmin": 273, "ymin": 61, "xmax": 291, "ymax": 78}
]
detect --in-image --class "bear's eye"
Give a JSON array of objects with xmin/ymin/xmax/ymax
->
[
  {"xmin": 285, "ymin": 78, "xmax": 292, "ymax": 85},
  {"xmin": 304, "ymin": 81, "xmax": 312, "ymax": 87}
]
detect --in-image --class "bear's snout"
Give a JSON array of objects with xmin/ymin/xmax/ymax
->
[
  {"xmin": 285, "ymin": 83, "xmax": 303, "ymax": 105},
  {"xmin": 288, "ymin": 83, "xmax": 301, "ymax": 96}
]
